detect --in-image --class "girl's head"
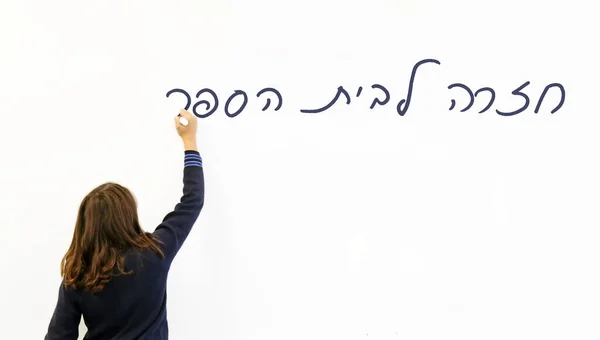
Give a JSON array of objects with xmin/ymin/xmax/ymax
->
[{"xmin": 61, "ymin": 182, "xmax": 164, "ymax": 293}]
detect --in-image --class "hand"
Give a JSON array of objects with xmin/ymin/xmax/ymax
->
[{"xmin": 174, "ymin": 109, "xmax": 198, "ymax": 150}]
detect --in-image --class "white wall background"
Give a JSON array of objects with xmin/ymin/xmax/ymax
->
[{"xmin": 1, "ymin": 0, "xmax": 599, "ymax": 339}]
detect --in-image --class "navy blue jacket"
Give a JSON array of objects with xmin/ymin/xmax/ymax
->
[{"xmin": 45, "ymin": 150, "xmax": 205, "ymax": 339}]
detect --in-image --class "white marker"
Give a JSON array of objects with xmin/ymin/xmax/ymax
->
[{"xmin": 178, "ymin": 114, "xmax": 189, "ymax": 126}]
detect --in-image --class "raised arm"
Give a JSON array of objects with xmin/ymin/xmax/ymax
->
[{"xmin": 153, "ymin": 109, "xmax": 205, "ymax": 260}]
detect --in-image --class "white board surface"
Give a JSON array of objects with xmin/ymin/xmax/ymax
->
[{"xmin": 1, "ymin": 1, "xmax": 599, "ymax": 339}]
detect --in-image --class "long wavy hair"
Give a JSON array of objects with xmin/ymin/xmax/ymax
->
[{"xmin": 61, "ymin": 182, "xmax": 164, "ymax": 293}]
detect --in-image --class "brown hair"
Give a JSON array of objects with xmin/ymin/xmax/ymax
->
[{"xmin": 61, "ymin": 182, "xmax": 164, "ymax": 293}]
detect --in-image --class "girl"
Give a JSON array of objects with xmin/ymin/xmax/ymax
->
[{"xmin": 45, "ymin": 109, "xmax": 205, "ymax": 339}]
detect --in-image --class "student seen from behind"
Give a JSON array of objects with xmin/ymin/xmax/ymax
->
[{"xmin": 45, "ymin": 109, "xmax": 205, "ymax": 339}]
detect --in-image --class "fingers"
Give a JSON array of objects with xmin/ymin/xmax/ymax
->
[
  {"xmin": 179, "ymin": 108, "xmax": 194, "ymax": 119},
  {"xmin": 175, "ymin": 108, "xmax": 193, "ymax": 127},
  {"xmin": 175, "ymin": 114, "xmax": 189, "ymax": 127}
]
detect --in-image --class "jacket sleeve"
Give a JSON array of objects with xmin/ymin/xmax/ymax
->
[
  {"xmin": 153, "ymin": 150, "xmax": 205, "ymax": 260},
  {"xmin": 45, "ymin": 282, "xmax": 81, "ymax": 340}
]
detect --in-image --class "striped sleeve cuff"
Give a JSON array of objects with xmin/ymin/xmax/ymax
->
[{"xmin": 184, "ymin": 150, "xmax": 202, "ymax": 167}]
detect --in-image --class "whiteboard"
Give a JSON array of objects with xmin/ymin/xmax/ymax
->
[{"xmin": 1, "ymin": 0, "xmax": 599, "ymax": 339}]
